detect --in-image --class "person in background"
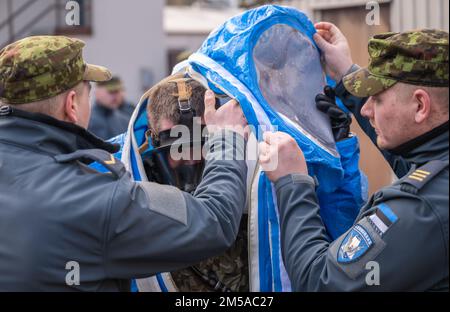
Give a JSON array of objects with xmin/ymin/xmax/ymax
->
[
  {"xmin": 88, "ymin": 76, "xmax": 134, "ymax": 139},
  {"xmin": 112, "ymin": 76, "xmax": 136, "ymax": 118}
]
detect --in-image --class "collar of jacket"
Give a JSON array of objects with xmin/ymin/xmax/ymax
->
[
  {"xmin": 389, "ymin": 121, "xmax": 449, "ymax": 165},
  {"xmin": 0, "ymin": 106, "xmax": 119, "ymax": 156}
]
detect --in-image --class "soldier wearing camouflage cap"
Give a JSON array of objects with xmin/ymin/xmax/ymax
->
[
  {"xmin": 0, "ymin": 36, "xmax": 112, "ymax": 103},
  {"xmin": 0, "ymin": 36, "xmax": 249, "ymax": 291},
  {"xmin": 89, "ymin": 76, "xmax": 135, "ymax": 139},
  {"xmin": 256, "ymin": 27, "xmax": 448, "ymax": 291},
  {"xmin": 343, "ymin": 29, "xmax": 448, "ymax": 97}
]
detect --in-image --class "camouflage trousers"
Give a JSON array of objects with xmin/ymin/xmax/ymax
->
[{"xmin": 171, "ymin": 214, "xmax": 249, "ymax": 292}]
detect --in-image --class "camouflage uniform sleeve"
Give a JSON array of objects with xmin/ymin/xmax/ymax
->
[
  {"xmin": 334, "ymin": 65, "xmax": 410, "ymax": 178},
  {"xmin": 275, "ymin": 173, "xmax": 447, "ymax": 291},
  {"xmin": 103, "ymin": 130, "xmax": 247, "ymax": 279}
]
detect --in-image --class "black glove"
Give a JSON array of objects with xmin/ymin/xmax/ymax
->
[{"xmin": 316, "ymin": 86, "xmax": 352, "ymax": 142}]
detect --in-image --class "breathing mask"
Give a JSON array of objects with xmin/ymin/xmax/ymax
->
[{"xmin": 141, "ymin": 78, "xmax": 207, "ymax": 194}]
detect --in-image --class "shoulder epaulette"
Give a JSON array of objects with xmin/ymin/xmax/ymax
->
[
  {"xmin": 402, "ymin": 160, "xmax": 449, "ymax": 191},
  {"xmin": 54, "ymin": 149, "xmax": 126, "ymax": 179}
]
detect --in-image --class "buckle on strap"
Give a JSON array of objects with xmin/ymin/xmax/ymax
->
[
  {"xmin": 178, "ymin": 99, "xmax": 192, "ymax": 113},
  {"xmin": 0, "ymin": 105, "xmax": 12, "ymax": 116}
]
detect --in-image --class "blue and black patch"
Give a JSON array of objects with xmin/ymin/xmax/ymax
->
[{"xmin": 368, "ymin": 203, "xmax": 398, "ymax": 236}]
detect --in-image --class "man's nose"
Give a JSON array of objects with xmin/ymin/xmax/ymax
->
[{"xmin": 361, "ymin": 97, "xmax": 373, "ymax": 118}]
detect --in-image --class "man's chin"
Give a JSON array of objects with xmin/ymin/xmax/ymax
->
[{"xmin": 376, "ymin": 137, "xmax": 390, "ymax": 150}]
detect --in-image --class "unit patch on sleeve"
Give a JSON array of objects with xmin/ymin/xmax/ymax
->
[{"xmin": 337, "ymin": 224, "xmax": 374, "ymax": 264}]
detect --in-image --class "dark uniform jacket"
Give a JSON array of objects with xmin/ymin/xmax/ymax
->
[
  {"xmin": 0, "ymin": 106, "xmax": 247, "ymax": 291},
  {"xmin": 276, "ymin": 69, "xmax": 449, "ymax": 291},
  {"xmin": 88, "ymin": 102, "xmax": 131, "ymax": 140},
  {"xmin": 119, "ymin": 101, "xmax": 135, "ymax": 120}
]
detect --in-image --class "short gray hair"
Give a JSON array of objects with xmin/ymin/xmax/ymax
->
[{"xmin": 5, "ymin": 82, "xmax": 86, "ymax": 116}]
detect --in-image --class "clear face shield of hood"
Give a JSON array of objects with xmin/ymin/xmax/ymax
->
[{"xmin": 253, "ymin": 24, "xmax": 337, "ymax": 155}]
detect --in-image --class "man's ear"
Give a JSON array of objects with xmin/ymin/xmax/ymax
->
[
  {"xmin": 63, "ymin": 90, "xmax": 79, "ymax": 124},
  {"xmin": 413, "ymin": 89, "xmax": 431, "ymax": 124}
]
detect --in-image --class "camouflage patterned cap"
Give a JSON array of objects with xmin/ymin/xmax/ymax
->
[
  {"xmin": 96, "ymin": 76, "xmax": 124, "ymax": 92},
  {"xmin": 344, "ymin": 29, "xmax": 449, "ymax": 97},
  {"xmin": 0, "ymin": 35, "xmax": 112, "ymax": 104}
]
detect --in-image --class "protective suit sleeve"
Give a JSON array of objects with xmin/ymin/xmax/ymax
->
[
  {"xmin": 275, "ymin": 173, "xmax": 447, "ymax": 291},
  {"xmin": 317, "ymin": 135, "xmax": 368, "ymax": 239},
  {"xmin": 103, "ymin": 130, "xmax": 247, "ymax": 279}
]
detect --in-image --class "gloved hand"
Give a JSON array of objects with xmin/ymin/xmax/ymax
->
[{"xmin": 316, "ymin": 86, "xmax": 352, "ymax": 142}]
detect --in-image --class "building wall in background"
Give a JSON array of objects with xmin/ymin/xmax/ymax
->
[
  {"xmin": 0, "ymin": 0, "xmax": 166, "ymax": 103},
  {"xmin": 164, "ymin": 5, "xmax": 242, "ymax": 71},
  {"xmin": 0, "ymin": 0, "xmax": 57, "ymax": 47},
  {"xmin": 289, "ymin": 0, "xmax": 449, "ymax": 32},
  {"xmin": 76, "ymin": 0, "xmax": 166, "ymax": 103},
  {"xmin": 390, "ymin": 0, "xmax": 449, "ymax": 32}
]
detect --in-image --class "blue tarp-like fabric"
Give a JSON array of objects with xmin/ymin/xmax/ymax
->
[
  {"xmin": 187, "ymin": 5, "xmax": 368, "ymax": 291},
  {"xmin": 189, "ymin": 5, "xmax": 342, "ymax": 192}
]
